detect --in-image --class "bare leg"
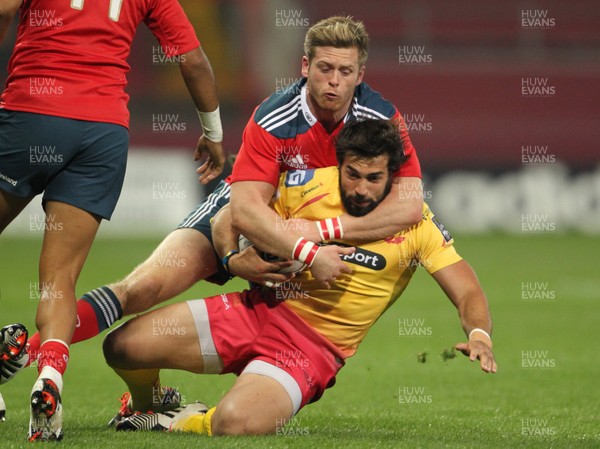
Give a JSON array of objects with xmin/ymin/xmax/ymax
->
[
  {"xmin": 103, "ymin": 301, "xmax": 204, "ymax": 410},
  {"xmin": 110, "ymin": 228, "xmax": 219, "ymax": 315},
  {"xmin": 103, "ymin": 301, "xmax": 203, "ymax": 372},
  {"xmin": 36, "ymin": 201, "xmax": 100, "ymax": 345},
  {"xmin": 25, "ymin": 201, "xmax": 100, "ymax": 441},
  {"xmin": 22, "ymin": 226, "xmax": 219, "ymax": 378},
  {"xmin": 103, "ymin": 301, "xmax": 294, "ymax": 435},
  {"xmin": 212, "ymin": 373, "xmax": 293, "ymax": 435},
  {"xmin": 111, "ymin": 367, "xmax": 161, "ymax": 412}
]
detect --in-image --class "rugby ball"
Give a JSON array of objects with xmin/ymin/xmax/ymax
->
[{"xmin": 238, "ymin": 235, "xmax": 307, "ymax": 274}]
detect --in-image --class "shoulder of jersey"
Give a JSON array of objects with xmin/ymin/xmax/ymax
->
[
  {"xmin": 253, "ymin": 81, "xmax": 397, "ymax": 139},
  {"xmin": 253, "ymin": 79, "xmax": 309, "ymax": 139},
  {"xmin": 349, "ymin": 82, "xmax": 397, "ymax": 121}
]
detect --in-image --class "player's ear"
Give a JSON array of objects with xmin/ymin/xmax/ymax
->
[
  {"xmin": 355, "ymin": 65, "xmax": 366, "ymax": 85},
  {"xmin": 301, "ymin": 56, "xmax": 310, "ymax": 77}
]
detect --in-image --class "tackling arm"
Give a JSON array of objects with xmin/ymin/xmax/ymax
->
[
  {"xmin": 431, "ymin": 260, "xmax": 497, "ymax": 373},
  {"xmin": 179, "ymin": 46, "xmax": 225, "ymax": 184},
  {"xmin": 210, "ymin": 204, "xmax": 294, "ymax": 285},
  {"xmin": 230, "ymin": 181, "xmax": 354, "ymax": 287},
  {"xmin": 0, "ymin": 0, "xmax": 21, "ymax": 42}
]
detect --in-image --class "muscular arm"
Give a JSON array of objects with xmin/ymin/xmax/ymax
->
[
  {"xmin": 179, "ymin": 46, "xmax": 225, "ymax": 184},
  {"xmin": 230, "ymin": 181, "xmax": 301, "ymax": 258},
  {"xmin": 179, "ymin": 46, "xmax": 219, "ymax": 112},
  {"xmin": 339, "ymin": 177, "xmax": 423, "ymax": 242},
  {"xmin": 0, "ymin": 0, "xmax": 21, "ymax": 42},
  {"xmin": 432, "ymin": 259, "xmax": 497, "ymax": 373},
  {"xmin": 211, "ymin": 203, "xmax": 294, "ymax": 284},
  {"xmin": 230, "ymin": 181, "xmax": 354, "ymax": 286}
]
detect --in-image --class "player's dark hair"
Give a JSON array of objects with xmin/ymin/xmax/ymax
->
[{"xmin": 335, "ymin": 119, "xmax": 408, "ymax": 174}]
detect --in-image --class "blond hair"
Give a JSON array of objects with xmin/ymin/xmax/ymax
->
[{"xmin": 304, "ymin": 16, "xmax": 369, "ymax": 67}]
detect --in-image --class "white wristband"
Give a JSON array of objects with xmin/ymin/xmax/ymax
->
[
  {"xmin": 196, "ymin": 106, "xmax": 223, "ymax": 142},
  {"xmin": 316, "ymin": 217, "xmax": 344, "ymax": 242},
  {"xmin": 469, "ymin": 328, "xmax": 491, "ymax": 341},
  {"xmin": 292, "ymin": 237, "xmax": 320, "ymax": 267}
]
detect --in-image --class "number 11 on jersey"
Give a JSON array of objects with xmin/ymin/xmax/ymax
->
[{"xmin": 70, "ymin": 0, "xmax": 123, "ymax": 22}]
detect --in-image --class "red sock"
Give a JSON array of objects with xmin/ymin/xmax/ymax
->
[
  {"xmin": 37, "ymin": 340, "xmax": 69, "ymax": 377},
  {"xmin": 25, "ymin": 332, "xmax": 40, "ymax": 367},
  {"xmin": 26, "ymin": 299, "xmax": 100, "ymax": 367},
  {"xmin": 71, "ymin": 298, "xmax": 101, "ymax": 342}
]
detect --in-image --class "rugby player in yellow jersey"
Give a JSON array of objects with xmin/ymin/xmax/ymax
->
[{"xmin": 104, "ymin": 119, "xmax": 497, "ymax": 436}]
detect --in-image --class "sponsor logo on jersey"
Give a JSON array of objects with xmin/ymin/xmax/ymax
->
[
  {"xmin": 300, "ymin": 183, "xmax": 323, "ymax": 198},
  {"xmin": 284, "ymin": 154, "xmax": 309, "ymax": 170},
  {"xmin": 333, "ymin": 243, "xmax": 386, "ymax": 270},
  {"xmin": 285, "ymin": 169, "xmax": 315, "ymax": 187}
]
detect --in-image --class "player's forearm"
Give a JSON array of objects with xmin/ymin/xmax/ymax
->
[
  {"xmin": 433, "ymin": 260, "xmax": 493, "ymax": 346},
  {"xmin": 454, "ymin": 284, "xmax": 493, "ymax": 349},
  {"xmin": 232, "ymin": 202, "xmax": 300, "ymax": 260},
  {"xmin": 454, "ymin": 291, "xmax": 496, "ymax": 372},
  {"xmin": 340, "ymin": 177, "xmax": 423, "ymax": 242},
  {"xmin": 179, "ymin": 46, "xmax": 219, "ymax": 113},
  {"xmin": 457, "ymin": 291, "xmax": 493, "ymax": 338},
  {"xmin": 230, "ymin": 183, "xmax": 304, "ymax": 260},
  {"xmin": 211, "ymin": 204, "xmax": 238, "ymax": 259}
]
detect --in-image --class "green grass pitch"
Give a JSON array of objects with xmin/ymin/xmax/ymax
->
[{"xmin": 0, "ymin": 234, "xmax": 599, "ymax": 448}]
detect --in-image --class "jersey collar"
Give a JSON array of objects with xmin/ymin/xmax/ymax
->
[
  {"xmin": 301, "ymin": 84, "xmax": 357, "ymax": 129},
  {"xmin": 300, "ymin": 84, "xmax": 317, "ymax": 127}
]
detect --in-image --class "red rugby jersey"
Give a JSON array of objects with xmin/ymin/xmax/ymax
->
[
  {"xmin": 0, "ymin": 0, "xmax": 199, "ymax": 128},
  {"xmin": 230, "ymin": 79, "xmax": 421, "ymax": 186}
]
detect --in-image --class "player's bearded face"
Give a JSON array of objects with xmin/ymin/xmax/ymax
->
[
  {"xmin": 339, "ymin": 156, "xmax": 392, "ymax": 217},
  {"xmin": 302, "ymin": 46, "xmax": 365, "ymax": 115}
]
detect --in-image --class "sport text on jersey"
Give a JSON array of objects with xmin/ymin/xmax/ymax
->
[{"xmin": 330, "ymin": 244, "xmax": 386, "ymax": 271}]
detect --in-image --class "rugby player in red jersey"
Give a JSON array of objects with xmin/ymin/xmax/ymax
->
[
  {"xmin": 229, "ymin": 17, "xmax": 423, "ymax": 284},
  {"xmin": 0, "ymin": 0, "xmax": 224, "ymax": 441}
]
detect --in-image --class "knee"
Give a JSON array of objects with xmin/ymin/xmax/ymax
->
[
  {"xmin": 212, "ymin": 400, "xmax": 276, "ymax": 436},
  {"xmin": 102, "ymin": 325, "xmax": 129, "ymax": 368},
  {"xmin": 114, "ymin": 274, "xmax": 160, "ymax": 315}
]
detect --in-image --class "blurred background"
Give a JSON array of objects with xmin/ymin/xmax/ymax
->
[{"xmin": 1, "ymin": 0, "xmax": 599, "ymax": 235}]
